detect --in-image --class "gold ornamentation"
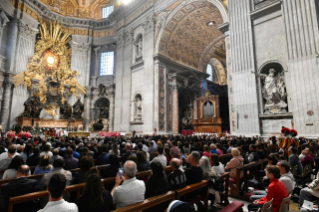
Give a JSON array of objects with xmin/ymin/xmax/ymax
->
[{"xmin": 13, "ymin": 21, "xmax": 87, "ymax": 106}]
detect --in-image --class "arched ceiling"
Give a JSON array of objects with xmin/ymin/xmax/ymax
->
[
  {"xmin": 158, "ymin": 1, "xmax": 225, "ymax": 71},
  {"xmin": 38, "ymin": 0, "xmax": 116, "ymax": 19}
]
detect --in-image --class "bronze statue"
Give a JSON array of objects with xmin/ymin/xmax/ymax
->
[
  {"xmin": 21, "ymin": 96, "xmax": 43, "ymax": 118},
  {"xmin": 60, "ymin": 102, "xmax": 72, "ymax": 119},
  {"xmin": 32, "ymin": 96, "xmax": 43, "ymax": 118},
  {"xmin": 72, "ymin": 99, "xmax": 84, "ymax": 119},
  {"xmin": 21, "ymin": 100, "xmax": 33, "ymax": 117}
]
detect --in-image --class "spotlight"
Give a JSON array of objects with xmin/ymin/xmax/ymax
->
[
  {"xmin": 207, "ymin": 21, "xmax": 216, "ymax": 27},
  {"xmin": 47, "ymin": 56, "xmax": 55, "ymax": 64},
  {"xmin": 122, "ymin": 0, "xmax": 132, "ymax": 4}
]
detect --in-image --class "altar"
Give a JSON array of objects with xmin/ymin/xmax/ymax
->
[
  {"xmin": 17, "ymin": 117, "xmax": 83, "ymax": 129},
  {"xmin": 68, "ymin": 132, "xmax": 90, "ymax": 138}
]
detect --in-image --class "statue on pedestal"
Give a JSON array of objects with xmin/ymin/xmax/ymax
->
[
  {"xmin": 21, "ymin": 95, "xmax": 43, "ymax": 118},
  {"xmin": 257, "ymin": 69, "xmax": 287, "ymax": 114},
  {"xmin": 135, "ymin": 37, "xmax": 143, "ymax": 59},
  {"xmin": 72, "ymin": 99, "xmax": 84, "ymax": 119},
  {"xmin": 134, "ymin": 97, "xmax": 142, "ymax": 121},
  {"xmin": 60, "ymin": 102, "xmax": 72, "ymax": 119}
]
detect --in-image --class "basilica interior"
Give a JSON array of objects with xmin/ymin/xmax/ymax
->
[
  {"xmin": 0, "ymin": 0, "xmax": 318, "ymax": 211},
  {"xmin": 0, "ymin": 0, "xmax": 317, "ymax": 138}
]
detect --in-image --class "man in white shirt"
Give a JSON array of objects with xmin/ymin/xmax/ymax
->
[
  {"xmin": 112, "ymin": 160, "xmax": 145, "ymax": 209},
  {"xmin": 151, "ymin": 146, "xmax": 167, "ymax": 167},
  {"xmin": 38, "ymin": 173, "xmax": 78, "ymax": 212}
]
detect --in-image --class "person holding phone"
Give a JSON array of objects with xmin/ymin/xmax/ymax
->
[{"xmin": 111, "ymin": 160, "xmax": 145, "ymax": 209}]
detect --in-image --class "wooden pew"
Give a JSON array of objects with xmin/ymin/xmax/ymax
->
[
  {"xmin": 219, "ymin": 153, "xmax": 232, "ymax": 166},
  {"xmin": 0, "ymin": 166, "xmax": 37, "ymax": 175},
  {"xmin": 175, "ymin": 180, "xmax": 208, "ymax": 212},
  {"xmin": 0, "ymin": 165, "xmax": 109, "ymax": 191},
  {"xmin": 149, "ymin": 152, "xmax": 157, "ymax": 160},
  {"xmin": 8, "ymin": 182, "xmax": 86, "ymax": 212},
  {"xmin": 219, "ymin": 172, "xmax": 230, "ymax": 206},
  {"xmin": 228, "ymin": 161, "xmax": 263, "ymax": 199},
  {"xmin": 7, "ymin": 166, "xmax": 173, "ymax": 212},
  {"xmin": 112, "ymin": 191, "xmax": 175, "ymax": 212}
]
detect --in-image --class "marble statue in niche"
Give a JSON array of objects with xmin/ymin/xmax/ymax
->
[
  {"xmin": 134, "ymin": 95, "xmax": 142, "ymax": 121},
  {"xmin": 98, "ymin": 84, "xmax": 107, "ymax": 96},
  {"xmin": 257, "ymin": 68, "xmax": 287, "ymax": 114},
  {"xmin": 135, "ymin": 36, "xmax": 143, "ymax": 59}
]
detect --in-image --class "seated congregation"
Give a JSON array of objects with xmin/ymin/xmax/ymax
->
[{"xmin": 0, "ymin": 134, "xmax": 318, "ymax": 212}]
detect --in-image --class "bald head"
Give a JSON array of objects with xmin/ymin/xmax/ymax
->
[
  {"xmin": 17, "ymin": 165, "xmax": 30, "ymax": 177},
  {"xmin": 171, "ymin": 158, "xmax": 181, "ymax": 170},
  {"xmin": 123, "ymin": 160, "xmax": 137, "ymax": 178}
]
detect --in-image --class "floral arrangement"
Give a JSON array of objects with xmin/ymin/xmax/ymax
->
[{"xmin": 98, "ymin": 131, "xmax": 121, "ymax": 138}]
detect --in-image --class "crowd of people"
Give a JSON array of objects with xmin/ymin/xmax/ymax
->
[{"xmin": 0, "ymin": 134, "xmax": 318, "ymax": 212}]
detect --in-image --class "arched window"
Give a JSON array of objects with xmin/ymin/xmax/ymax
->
[{"xmin": 206, "ymin": 64, "xmax": 213, "ymax": 82}]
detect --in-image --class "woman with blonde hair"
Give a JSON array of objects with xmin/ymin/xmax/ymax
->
[{"xmin": 225, "ymin": 148, "xmax": 244, "ymax": 178}]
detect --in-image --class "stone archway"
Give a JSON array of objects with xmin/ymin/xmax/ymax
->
[
  {"xmin": 155, "ymin": 0, "xmax": 228, "ymax": 72},
  {"xmin": 154, "ymin": 0, "xmax": 228, "ymax": 133}
]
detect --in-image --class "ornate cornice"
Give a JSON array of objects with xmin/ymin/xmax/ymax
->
[
  {"xmin": 72, "ymin": 42, "xmax": 91, "ymax": 54},
  {"xmin": 18, "ymin": 21, "xmax": 38, "ymax": 40},
  {"xmin": 0, "ymin": 8, "xmax": 9, "ymax": 29}
]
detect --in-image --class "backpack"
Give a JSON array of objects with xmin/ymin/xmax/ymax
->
[{"xmin": 207, "ymin": 174, "xmax": 224, "ymax": 192}]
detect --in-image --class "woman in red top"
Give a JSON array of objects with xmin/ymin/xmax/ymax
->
[
  {"xmin": 247, "ymin": 165, "xmax": 287, "ymax": 212},
  {"xmin": 202, "ymin": 145, "xmax": 211, "ymax": 158}
]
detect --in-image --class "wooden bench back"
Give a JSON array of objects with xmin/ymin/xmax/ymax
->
[
  {"xmin": 175, "ymin": 180, "xmax": 208, "ymax": 211},
  {"xmin": 113, "ymin": 191, "xmax": 175, "ymax": 212},
  {"xmin": 229, "ymin": 160, "xmax": 264, "ymax": 198},
  {"xmin": 7, "ymin": 166, "xmax": 173, "ymax": 212},
  {"xmin": 0, "ymin": 165, "xmax": 109, "ymax": 191},
  {"xmin": 219, "ymin": 153, "xmax": 232, "ymax": 166},
  {"xmin": 219, "ymin": 172, "xmax": 230, "ymax": 206},
  {"xmin": 0, "ymin": 166, "xmax": 37, "ymax": 175}
]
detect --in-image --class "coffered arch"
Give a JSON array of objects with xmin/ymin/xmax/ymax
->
[{"xmin": 155, "ymin": 0, "xmax": 228, "ymax": 72}]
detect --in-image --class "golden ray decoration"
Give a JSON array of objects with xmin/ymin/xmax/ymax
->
[{"xmin": 13, "ymin": 21, "xmax": 87, "ymax": 105}]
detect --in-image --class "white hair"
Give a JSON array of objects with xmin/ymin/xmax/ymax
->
[{"xmin": 124, "ymin": 160, "xmax": 137, "ymax": 178}]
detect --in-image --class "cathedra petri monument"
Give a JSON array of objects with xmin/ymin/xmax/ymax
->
[{"xmin": 13, "ymin": 21, "xmax": 86, "ymax": 132}]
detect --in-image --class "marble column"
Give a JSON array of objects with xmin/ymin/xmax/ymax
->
[
  {"xmin": 109, "ymin": 88, "xmax": 115, "ymax": 131},
  {"xmin": 0, "ymin": 75, "xmax": 4, "ymax": 116},
  {"xmin": 84, "ymin": 86, "xmax": 92, "ymax": 131},
  {"xmin": 193, "ymin": 92, "xmax": 198, "ymax": 120},
  {"xmin": 172, "ymin": 84, "xmax": 179, "ymax": 134},
  {"xmin": 0, "ymin": 78, "xmax": 13, "ymax": 131}
]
